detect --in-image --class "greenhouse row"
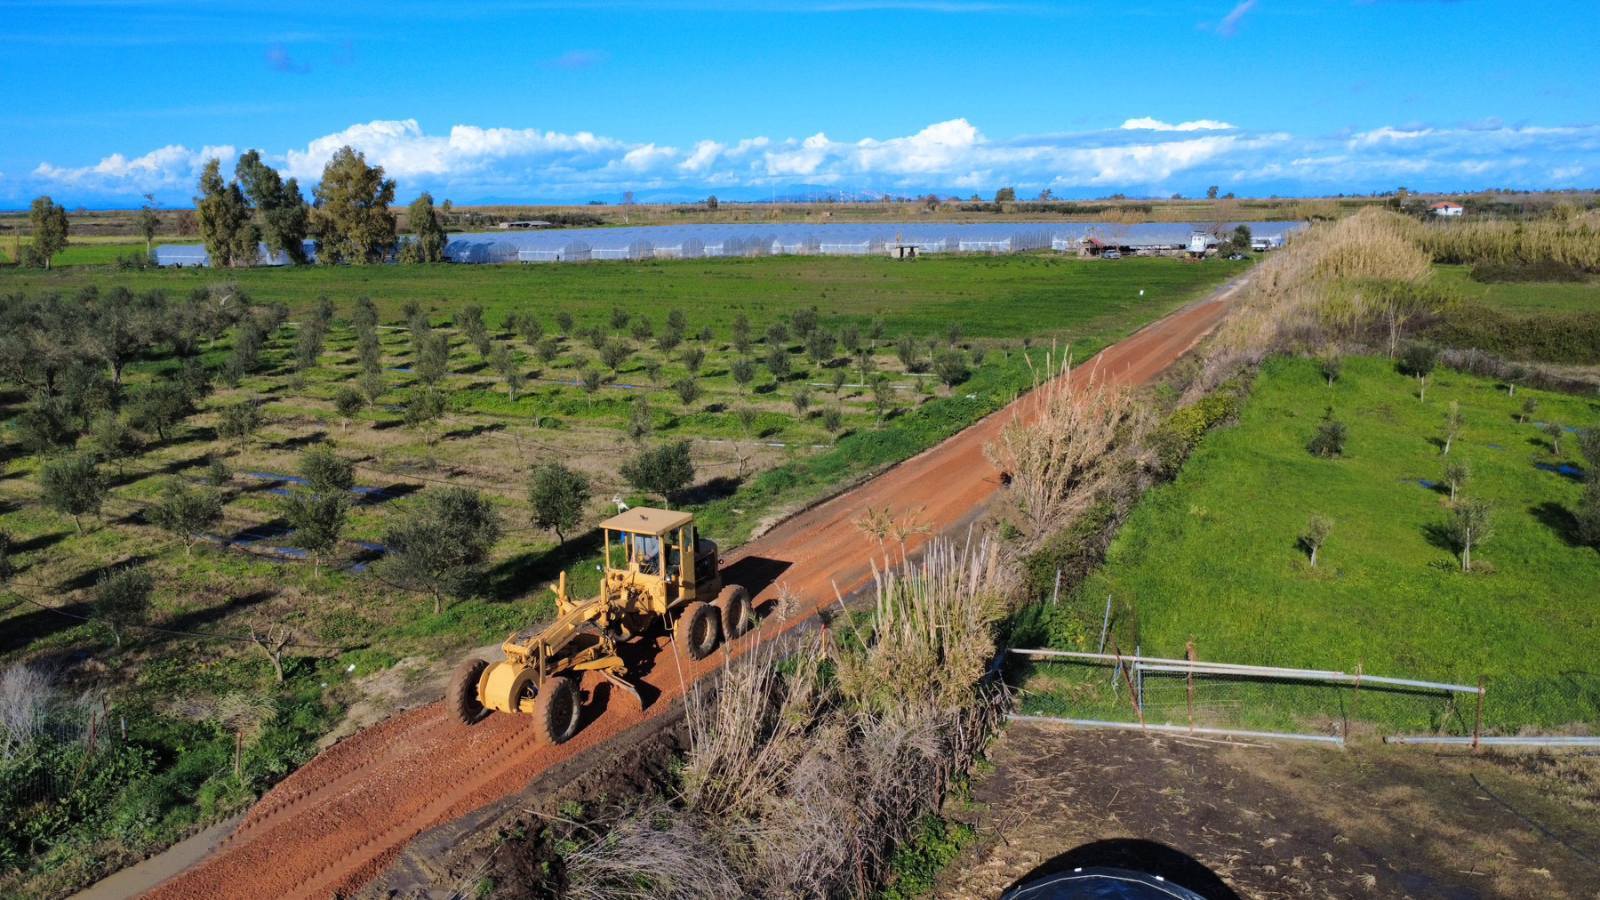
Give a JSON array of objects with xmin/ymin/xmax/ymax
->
[{"xmin": 153, "ymin": 221, "xmax": 1301, "ymax": 268}]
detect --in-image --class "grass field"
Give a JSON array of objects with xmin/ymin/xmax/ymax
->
[
  {"xmin": 1023, "ymin": 355, "xmax": 1600, "ymax": 733},
  {"xmin": 0, "ymin": 253, "xmax": 1243, "ymax": 895},
  {"xmin": 1433, "ymin": 264, "xmax": 1600, "ymax": 314},
  {"xmin": 0, "ymin": 253, "xmax": 1248, "ymax": 341}
]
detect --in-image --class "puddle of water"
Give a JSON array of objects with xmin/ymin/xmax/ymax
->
[{"xmin": 1534, "ymin": 462, "xmax": 1584, "ymax": 480}]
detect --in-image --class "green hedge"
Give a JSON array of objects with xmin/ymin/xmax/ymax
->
[{"xmin": 1425, "ymin": 304, "xmax": 1600, "ymax": 365}]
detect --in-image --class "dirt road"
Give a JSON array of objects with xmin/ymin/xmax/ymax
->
[{"xmin": 145, "ymin": 280, "xmax": 1241, "ymax": 900}]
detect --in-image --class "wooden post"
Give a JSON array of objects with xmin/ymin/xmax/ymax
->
[
  {"xmin": 1112, "ymin": 637, "xmax": 1145, "ymax": 730},
  {"xmin": 1473, "ymin": 676, "xmax": 1486, "ymax": 751},
  {"xmin": 1051, "ymin": 569, "xmax": 1061, "ymax": 606},
  {"xmin": 1185, "ymin": 639, "xmax": 1197, "ymax": 734}
]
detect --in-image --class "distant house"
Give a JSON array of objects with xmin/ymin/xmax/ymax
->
[{"xmin": 1430, "ymin": 201, "xmax": 1465, "ymax": 218}]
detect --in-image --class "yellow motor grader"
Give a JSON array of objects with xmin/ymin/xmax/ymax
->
[{"xmin": 448, "ymin": 507, "xmax": 753, "ymax": 743}]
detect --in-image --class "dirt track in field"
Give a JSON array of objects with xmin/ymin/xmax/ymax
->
[{"xmin": 144, "ymin": 279, "xmax": 1242, "ymax": 900}]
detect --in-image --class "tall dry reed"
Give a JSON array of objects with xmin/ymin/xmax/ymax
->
[
  {"xmin": 1412, "ymin": 212, "xmax": 1600, "ymax": 271},
  {"xmin": 564, "ymin": 535, "xmax": 1013, "ymax": 899},
  {"xmin": 1195, "ymin": 208, "xmax": 1440, "ymax": 392},
  {"xmin": 985, "ymin": 357, "xmax": 1145, "ymax": 533}
]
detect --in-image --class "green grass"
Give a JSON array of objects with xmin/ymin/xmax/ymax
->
[
  {"xmin": 1433, "ymin": 264, "xmax": 1600, "ymax": 314},
  {"xmin": 877, "ymin": 814, "xmax": 975, "ymax": 900},
  {"xmin": 0, "ymin": 253, "xmax": 1248, "ymax": 341},
  {"xmin": 1033, "ymin": 355, "xmax": 1600, "ymax": 732}
]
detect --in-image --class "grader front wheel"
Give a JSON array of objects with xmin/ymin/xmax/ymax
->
[
  {"xmin": 535, "ymin": 675, "xmax": 582, "ymax": 744},
  {"xmin": 449, "ymin": 657, "xmax": 488, "ymax": 725},
  {"xmin": 674, "ymin": 601, "xmax": 721, "ymax": 660}
]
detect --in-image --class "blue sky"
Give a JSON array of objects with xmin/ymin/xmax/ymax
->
[{"xmin": 2, "ymin": 0, "xmax": 1597, "ymax": 207}]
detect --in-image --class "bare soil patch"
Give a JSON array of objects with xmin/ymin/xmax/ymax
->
[{"xmin": 940, "ymin": 721, "xmax": 1600, "ymax": 899}]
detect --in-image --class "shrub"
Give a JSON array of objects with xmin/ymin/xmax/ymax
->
[
  {"xmin": 932, "ymin": 350, "xmax": 969, "ymax": 389},
  {"xmin": 1576, "ymin": 482, "xmax": 1600, "ymax": 550},
  {"xmin": 1307, "ymin": 410, "xmax": 1347, "ymax": 458},
  {"xmin": 94, "ymin": 567, "xmax": 153, "ymax": 648},
  {"xmin": 1424, "ymin": 305, "xmax": 1600, "ymax": 366},
  {"xmin": 673, "ymin": 377, "xmax": 701, "ymax": 408},
  {"xmin": 1468, "ymin": 259, "xmax": 1591, "ymax": 283},
  {"xmin": 1021, "ymin": 500, "xmax": 1117, "ymax": 597},
  {"xmin": 215, "ymin": 399, "xmax": 261, "ymax": 446},
  {"xmin": 39, "ymin": 453, "xmax": 105, "ymax": 533},
  {"xmin": 334, "ymin": 386, "xmax": 366, "ymax": 429},
  {"xmin": 821, "ymin": 407, "xmax": 844, "ymax": 435},
  {"xmin": 1147, "ymin": 387, "xmax": 1243, "ymax": 477},
  {"xmin": 528, "ymin": 462, "xmax": 591, "ymax": 544},
  {"xmin": 622, "ymin": 442, "xmax": 694, "ymax": 502},
  {"xmin": 381, "ymin": 487, "xmax": 503, "ymax": 613},
  {"xmin": 1442, "ymin": 459, "xmax": 1470, "ymax": 502},
  {"xmin": 730, "ymin": 357, "xmax": 756, "ymax": 393},
  {"xmin": 1444, "ymin": 498, "xmax": 1494, "ymax": 572},
  {"xmin": 205, "ymin": 456, "xmax": 232, "ymax": 487},
  {"xmin": 765, "ymin": 344, "xmax": 791, "ymax": 380},
  {"xmin": 1300, "ymin": 514, "xmax": 1332, "ymax": 567},
  {"xmin": 1397, "ymin": 342, "xmax": 1438, "ymax": 379},
  {"xmin": 150, "ymin": 479, "xmax": 224, "ymax": 557},
  {"xmin": 404, "ymin": 387, "xmax": 447, "ymax": 440},
  {"xmin": 1543, "ymin": 421, "xmax": 1564, "ymax": 456}
]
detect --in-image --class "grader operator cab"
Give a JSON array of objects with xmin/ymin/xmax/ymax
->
[{"xmin": 448, "ymin": 507, "xmax": 753, "ymax": 743}]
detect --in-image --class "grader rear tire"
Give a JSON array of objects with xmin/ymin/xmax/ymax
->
[
  {"xmin": 449, "ymin": 657, "xmax": 489, "ymax": 725},
  {"xmin": 534, "ymin": 676, "xmax": 582, "ymax": 744},
  {"xmin": 674, "ymin": 601, "xmax": 721, "ymax": 660},
  {"xmin": 714, "ymin": 585, "xmax": 753, "ymax": 639}
]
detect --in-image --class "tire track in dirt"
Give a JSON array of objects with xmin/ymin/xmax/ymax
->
[{"xmin": 144, "ymin": 279, "xmax": 1243, "ymax": 900}]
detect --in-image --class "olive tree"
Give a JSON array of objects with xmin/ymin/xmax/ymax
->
[
  {"xmin": 1441, "ymin": 400, "xmax": 1464, "ymax": 455},
  {"xmin": 334, "ymin": 386, "xmax": 367, "ymax": 431},
  {"xmin": 94, "ymin": 567, "xmax": 152, "ymax": 648},
  {"xmin": 381, "ymin": 487, "xmax": 503, "ymax": 614},
  {"xmin": 1442, "ymin": 459, "xmax": 1470, "ymax": 502},
  {"xmin": 1445, "ymin": 498, "xmax": 1494, "ymax": 572},
  {"xmin": 1543, "ymin": 421, "xmax": 1565, "ymax": 456},
  {"xmin": 40, "ymin": 453, "xmax": 106, "ymax": 533},
  {"xmin": 621, "ymin": 441, "xmax": 694, "ymax": 503},
  {"xmin": 150, "ymin": 478, "xmax": 224, "ymax": 557},
  {"xmin": 1299, "ymin": 515, "xmax": 1332, "ymax": 568},
  {"xmin": 528, "ymin": 462, "xmax": 590, "ymax": 544},
  {"xmin": 281, "ymin": 447, "xmax": 354, "ymax": 576}
]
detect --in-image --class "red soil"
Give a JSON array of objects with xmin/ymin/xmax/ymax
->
[{"xmin": 144, "ymin": 280, "xmax": 1240, "ymax": 900}]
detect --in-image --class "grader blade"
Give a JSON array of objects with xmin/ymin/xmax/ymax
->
[{"xmin": 600, "ymin": 669, "xmax": 643, "ymax": 708}]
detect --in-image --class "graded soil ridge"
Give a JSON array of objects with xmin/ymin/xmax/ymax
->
[{"xmin": 143, "ymin": 277, "xmax": 1243, "ymax": 900}]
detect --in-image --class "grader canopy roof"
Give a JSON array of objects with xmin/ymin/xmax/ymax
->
[{"xmin": 599, "ymin": 507, "xmax": 692, "ymax": 536}]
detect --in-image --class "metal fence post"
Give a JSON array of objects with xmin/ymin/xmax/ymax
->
[
  {"xmin": 1111, "ymin": 638, "xmax": 1145, "ymax": 730},
  {"xmin": 1473, "ymin": 676, "xmax": 1486, "ymax": 751},
  {"xmin": 1186, "ymin": 639, "xmax": 1197, "ymax": 734}
]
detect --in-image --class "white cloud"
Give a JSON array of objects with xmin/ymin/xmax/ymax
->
[
  {"xmin": 1216, "ymin": 0, "xmax": 1256, "ymax": 38},
  {"xmin": 29, "ymin": 143, "xmax": 232, "ymax": 194},
  {"xmin": 282, "ymin": 119, "xmax": 622, "ymax": 181},
  {"xmin": 18, "ymin": 116, "xmax": 1600, "ymax": 203},
  {"xmin": 1121, "ymin": 117, "xmax": 1236, "ymax": 132}
]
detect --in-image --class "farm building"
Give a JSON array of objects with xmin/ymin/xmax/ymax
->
[
  {"xmin": 1430, "ymin": 201, "xmax": 1465, "ymax": 217},
  {"xmin": 153, "ymin": 241, "xmax": 314, "ymax": 267}
]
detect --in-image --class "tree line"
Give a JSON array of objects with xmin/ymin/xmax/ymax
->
[{"xmin": 14, "ymin": 145, "xmax": 451, "ymax": 269}]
